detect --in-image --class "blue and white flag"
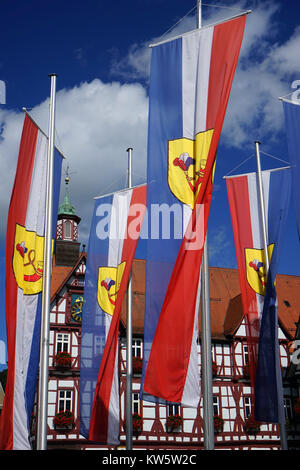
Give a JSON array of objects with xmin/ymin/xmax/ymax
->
[
  {"xmin": 80, "ymin": 185, "xmax": 146, "ymax": 444},
  {"xmin": 141, "ymin": 15, "xmax": 246, "ymax": 408},
  {"xmin": 254, "ymin": 168, "xmax": 291, "ymax": 423},
  {"xmin": 227, "ymin": 167, "xmax": 291, "ymax": 423},
  {"xmin": 282, "ymin": 99, "xmax": 300, "ymax": 239}
]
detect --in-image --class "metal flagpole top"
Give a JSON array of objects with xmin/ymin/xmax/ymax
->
[
  {"xmin": 197, "ymin": 0, "xmax": 202, "ymax": 28},
  {"xmin": 149, "ymin": 9, "xmax": 251, "ymax": 48},
  {"xmin": 127, "ymin": 147, "xmax": 133, "ymax": 189}
]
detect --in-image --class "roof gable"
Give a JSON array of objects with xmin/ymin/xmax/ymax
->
[{"xmin": 51, "ymin": 251, "xmax": 86, "ymax": 302}]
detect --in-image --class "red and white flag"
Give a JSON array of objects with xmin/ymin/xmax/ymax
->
[
  {"xmin": 0, "ymin": 114, "xmax": 62, "ymax": 449},
  {"xmin": 80, "ymin": 185, "xmax": 146, "ymax": 444},
  {"xmin": 141, "ymin": 15, "xmax": 247, "ymax": 406},
  {"xmin": 226, "ymin": 168, "xmax": 291, "ymax": 423}
]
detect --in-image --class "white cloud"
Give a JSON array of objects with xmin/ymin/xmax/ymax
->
[
  {"xmin": 0, "ymin": 79, "xmax": 148, "ymax": 244},
  {"xmin": 221, "ymin": 1, "xmax": 299, "ymax": 149},
  {"xmin": 110, "ymin": 1, "xmax": 298, "ymax": 151},
  {"xmin": 0, "ymin": 1, "xmax": 299, "ymax": 247}
]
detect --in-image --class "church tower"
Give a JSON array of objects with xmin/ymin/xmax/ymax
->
[{"xmin": 55, "ymin": 175, "xmax": 81, "ymax": 266}]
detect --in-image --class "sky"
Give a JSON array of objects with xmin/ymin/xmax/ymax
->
[{"xmin": 0, "ymin": 0, "xmax": 300, "ymax": 367}]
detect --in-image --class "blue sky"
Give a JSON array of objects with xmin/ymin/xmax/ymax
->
[{"xmin": 0, "ymin": 0, "xmax": 300, "ymax": 367}]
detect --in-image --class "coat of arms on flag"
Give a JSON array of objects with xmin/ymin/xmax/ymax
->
[
  {"xmin": 168, "ymin": 129, "xmax": 214, "ymax": 208},
  {"xmin": 245, "ymin": 244, "xmax": 274, "ymax": 295},
  {"xmin": 13, "ymin": 223, "xmax": 54, "ymax": 295},
  {"xmin": 97, "ymin": 262, "xmax": 126, "ymax": 316}
]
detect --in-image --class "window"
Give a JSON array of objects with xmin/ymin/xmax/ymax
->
[
  {"xmin": 132, "ymin": 338, "xmax": 143, "ymax": 358},
  {"xmin": 58, "ymin": 389, "xmax": 73, "ymax": 412},
  {"xmin": 64, "ymin": 220, "xmax": 72, "ymax": 239},
  {"xmin": 168, "ymin": 404, "xmax": 180, "ymax": 416},
  {"xmin": 132, "ymin": 393, "xmax": 140, "ymax": 414},
  {"xmin": 244, "ymin": 396, "xmax": 252, "ymax": 419},
  {"xmin": 213, "ymin": 395, "xmax": 219, "ymax": 416},
  {"xmin": 243, "ymin": 345, "xmax": 249, "ymax": 365},
  {"xmin": 56, "ymin": 333, "xmax": 70, "ymax": 354}
]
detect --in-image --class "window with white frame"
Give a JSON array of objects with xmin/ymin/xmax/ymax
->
[
  {"xmin": 244, "ymin": 396, "xmax": 252, "ymax": 419},
  {"xmin": 132, "ymin": 338, "xmax": 143, "ymax": 358},
  {"xmin": 56, "ymin": 333, "xmax": 70, "ymax": 354},
  {"xmin": 132, "ymin": 392, "xmax": 140, "ymax": 414},
  {"xmin": 213, "ymin": 395, "xmax": 220, "ymax": 416},
  {"xmin": 58, "ymin": 389, "xmax": 73, "ymax": 412},
  {"xmin": 211, "ymin": 345, "xmax": 215, "ymax": 363},
  {"xmin": 243, "ymin": 344, "xmax": 249, "ymax": 365},
  {"xmin": 64, "ymin": 220, "xmax": 72, "ymax": 239},
  {"xmin": 168, "ymin": 404, "xmax": 180, "ymax": 417}
]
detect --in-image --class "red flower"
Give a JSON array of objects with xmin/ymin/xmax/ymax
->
[
  {"xmin": 132, "ymin": 356, "xmax": 143, "ymax": 374},
  {"xmin": 54, "ymin": 351, "xmax": 72, "ymax": 368},
  {"xmin": 214, "ymin": 415, "xmax": 224, "ymax": 433},
  {"xmin": 293, "ymin": 398, "xmax": 300, "ymax": 415},
  {"xmin": 166, "ymin": 414, "xmax": 183, "ymax": 431},
  {"xmin": 132, "ymin": 413, "xmax": 143, "ymax": 434},
  {"xmin": 244, "ymin": 415, "xmax": 260, "ymax": 435},
  {"xmin": 53, "ymin": 410, "xmax": 74, "ymax": 427},
  {"xmin": 212, "ymin": 361, "xmax": 218, "ymax": 376}
]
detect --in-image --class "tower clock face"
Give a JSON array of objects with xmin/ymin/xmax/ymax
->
[{"xmin": 71, "ymin": 294, "xmax": 83, "ymax": 323}]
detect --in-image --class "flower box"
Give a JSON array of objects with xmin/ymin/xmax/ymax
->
[
  {"xmin": 132, "ymin": 412, "xmax": 143, "ymax": 435},
  {"xmin": 243, "ymin": 364, "xmax": 250, "ymax": 378},
  {"xmin": 212, "ymin": 361, "xmax": 218, "ymax": 376},
  {"xmin": 214, "ymin": 415, "xmax": 224, "ymax": 433},
  {"xmin": 54, "ymin": 351, "xmax": 72, "ymax": 368},
  {"xmin": 53, "ymin": 410, "xmax": 74, "ymax": 429},
  {"xmin": 166, "ymin": 414, "xmax": 183, "ymax": 433},
  {"xmin": 243, "ymin": 415, "xmax": 260, "ymax": 435},
  {"xmin": 293, "ymin": 398, "xmax": 300, "ymax": 415},
  {"xmin": 132, "ymin": 356, "xmax": 143, "ymax": 375}
]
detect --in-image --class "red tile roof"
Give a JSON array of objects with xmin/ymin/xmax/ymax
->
[
  {"xmin": 120, "ymin": 260, "xmax": 300, "ymax": 340},
  {"xmin": 50, "ymin": 252, "xmax": 86, "ymax": 302},
  {"xmin": 51, "ymin": 256, "xmax": 300, "ymax": 340}
]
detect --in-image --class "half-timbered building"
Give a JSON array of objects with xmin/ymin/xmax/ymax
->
[{"xmin": 31, "ymin": 180, "xmax": 300, "ymax": 450}]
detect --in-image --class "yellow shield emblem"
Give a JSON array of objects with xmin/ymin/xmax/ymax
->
[
  {"xmin": 168, "ymin": 129, "xmax": 214, "ymax": 208},
  {"xmin": 13, "ymin": 223, "xmax": 53, "ymax": 295},
  {"xmin": 97, "ymin": 262, "xmax": 126, "ymax": 316},
  {"xmin": 245, "ymin": 244, "xmax": 274, "ymax": 295}
]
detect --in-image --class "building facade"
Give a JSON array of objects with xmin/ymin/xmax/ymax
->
[{"xmin": 30, "ymin": 182, "xmax": 300, "ymax": 450}]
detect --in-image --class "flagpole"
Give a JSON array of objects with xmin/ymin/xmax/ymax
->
[
  {"xmin": 197, "ymin": 0, "xmax": 202, "ymax": 28},
  {"xmin": 37, "ymin": 73, "xmax": 57, "ymax": 450},
  {"xmin": 197, "ymin": 0, "xmax": 214, "ymax": 451},
  {"xmin": 254, "ymin": 141, "xmax": 288, "ymax": 451},
  {"xmin": 126, "ymin": 147, "xmax": 133, "ymax": 450}
]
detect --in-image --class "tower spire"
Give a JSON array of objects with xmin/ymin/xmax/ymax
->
[
  {"xmin": 58, "ymin": 166, "xmax": 77, "ymax": 217},
  {"xmin": 55, "ymin": 167, "xmax": 81, "ymax": 266}
]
